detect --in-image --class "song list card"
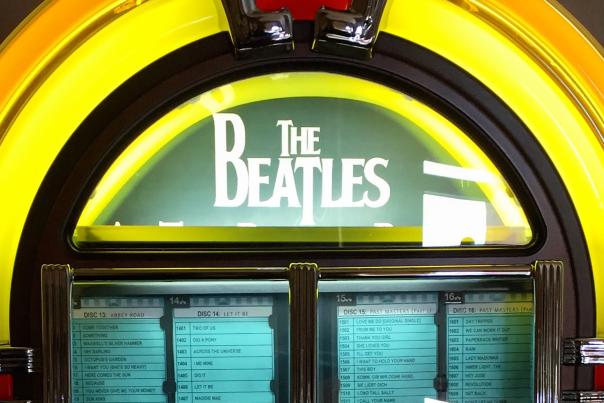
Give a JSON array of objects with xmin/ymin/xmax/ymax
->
[
  {"xmin": 337, "ymin": 293, "xmax": 438, "ymax": 403},
  {"xmin": 446, "ymin": 292, "xmax": 533, "ymax": 403},
  {"xmin": 173, "ymin": 296, "xmax": 275, "ymax": 403},
  {"xmin": 71, "ymin": 297, "xmax": 167, "ymax": 403}
]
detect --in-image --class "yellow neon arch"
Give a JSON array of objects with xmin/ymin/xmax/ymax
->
[
  {"xmin": 0, "ymin": 0, "xmax": 603, "ymax": 342},
  {"xmin": 76, "ymin": 72, "xmax": 529, "ymax": 238}
]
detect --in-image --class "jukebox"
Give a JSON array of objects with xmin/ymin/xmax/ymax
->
[{"xmin": 0, "ymin": 0, "xmax": 603, "ymax": 402}]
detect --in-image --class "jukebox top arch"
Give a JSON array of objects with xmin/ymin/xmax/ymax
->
[{"xmin": 0, "ymin": 0, "xmax": 603, "ymax": 341}]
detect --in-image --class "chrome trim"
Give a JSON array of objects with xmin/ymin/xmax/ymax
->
[
  {"xmin": 318, "ymin": 277, "xmax": 531, "ymax": 292},
  {"xmin": 561, "ymin": 391, "xmax": 604, "ymax": 402},
  {"xmin": 72, "ymin": 266, "xmax": 288, "ymax": 280},
  {"xmin": 0, "ymin": 346, "xmax": 38, "ymax": 374},
  {"xmin": 72, "ymin": 279, "xmax": 289, "ymax": 297},
  {"xmin": 41, "ymin": 264, "xmax": 73, "ymax": 403},
  {"xmin": 534, "ymin": 260, "xmax": 564, "ymax": 403},
  {"xmin": 289, "ymin": 263, "xmax": 318, "ymax": 403},
  {"xmin": 319, "ymin": 264, "xmax": 533, "ymax": 278},
  {"xmin": 564, "ymin": 339, "xmax": 604, "ymax": 365}
]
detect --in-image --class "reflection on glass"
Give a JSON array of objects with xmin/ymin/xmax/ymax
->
[
  {"xmin": 319, "ymin": 279, "xmax": 534, "ymax": 403},
  {"xmin": 71, "ymin": 283, "xmax": 289, "ymax": 403},
  {"xmin": 422, "ymin": 194, "xmax": 486, "ymax": 247},
  {"xmin": 73, "ymin": 72, "xmax": 531, "ymax": 247}
]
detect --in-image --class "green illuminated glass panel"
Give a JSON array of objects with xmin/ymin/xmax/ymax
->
[{"xmin": 74, "ymin": 73, "xmax": 532, "ymax": 247}]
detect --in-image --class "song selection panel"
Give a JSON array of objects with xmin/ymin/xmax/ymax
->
[
  {"xmin": 337, "ymin": 293, "xmax": 439, "ymax": 403},
  {"xmin": 71, "ymin": 297, "xmax": 167, "ymax": 403},
  {"xmin": 70, "ymin": 289, "xmax": 534, "ymax": 403},
  {"xmin": 447, "ymin": 292, "xmax": 534, "ymax": 403},
  {"xmin": 173, "ymin": 296, "xmax": 275, "ymax": 403}
]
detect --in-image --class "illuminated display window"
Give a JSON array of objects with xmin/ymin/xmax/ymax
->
[
  {"xmin": 67, "ymin": 276, "xmax": 535, "ymax": 403},
  {"xmin": 318, "ymin": 279, "xmax": 534, "ymax": 403},
  {"xmin": 73, "ymin": 72, "xmax": 532, "ymax": 247},
  {"xmin": 71, "ymin": 281, "xmax": 290, "ymax": 403}
]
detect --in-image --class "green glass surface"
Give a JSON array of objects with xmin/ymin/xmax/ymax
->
[{"xmin": 75, "ymin": 79, "xmax": 532, "ymax": 247}]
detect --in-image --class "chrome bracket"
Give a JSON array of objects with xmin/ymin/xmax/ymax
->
[
  {"xmin": 313, "ymin": 0, "xmax": 387, "ymax": 59},
  {"xmin": 564, "ymin": 339, "xmax": 604, "ymax": 365},
  {"xmin": 221, "ymin": 0, "xmax": 293, "ymax": 58}
]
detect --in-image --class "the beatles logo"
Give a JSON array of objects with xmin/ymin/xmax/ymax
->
[{"xmin": 213, "ymin": 113, "xmax": 390, "ymax": 225}]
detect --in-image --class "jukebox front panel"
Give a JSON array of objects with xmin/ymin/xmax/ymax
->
[
  {"xmin": 70, "ymin": 282, "xmax": 536, "ymax": 403},
  {"xmin": 39, "ymin": 265, "xmax": 561, "ymax": 402}
]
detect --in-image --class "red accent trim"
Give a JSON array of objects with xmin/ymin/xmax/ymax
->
[
  {"xmin": 256, "ymin": 0, "xmax": 351, "ymax": 20},
  {"xmin": 0, "ymin": 374, "xmax": 13, "ymax": 401},
  {"xmin": 595, "ymin": 365, "xmax": 604, "ymax": 390}
]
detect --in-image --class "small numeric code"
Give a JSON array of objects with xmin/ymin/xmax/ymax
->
[
  {"xmin": 336, "ymin": 294, "xmax": 355, "ymax": 306},
  {"xmin": 443, "ymin": 292, "xmax": 464, "ymax": 304},
  {"xmin": 168, "ymin": 296, "xmax": 191, "ymax": 308}
]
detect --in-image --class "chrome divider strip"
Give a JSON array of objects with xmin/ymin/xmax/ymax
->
[
  {"xmin": 41, "ymin": 264, "xmax": 72, "ymax": 403},
  {"xmin": 289, "ymin": 263, "xmax": 318, "ymax": 403},
  {"xmin": 534, "ymin": 261, "xmax": 564, "ymax": 403}
]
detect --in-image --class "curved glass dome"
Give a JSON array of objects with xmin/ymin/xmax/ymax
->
[{"xmin": 74, "ymin": 72, "xmax": 532, "ymax": 247}]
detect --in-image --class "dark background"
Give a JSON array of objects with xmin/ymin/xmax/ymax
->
[{"xmin": 1, "ymin": 0, "xmax": 603, "ymax": 47}]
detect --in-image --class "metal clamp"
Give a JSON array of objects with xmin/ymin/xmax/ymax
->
[
  {"xmin": 564, "ymin": 339, "xmax": 604, "ymax": 365},
  {"xmin": 221, "ymin": 0, "xmax": 293, "ymax": 57},
  {"xmin": 313, "ymin": 0, "xmax": 387, "ymax": 59},
  {"xmin": 562, "ymin": 391, "xmax": 604, "ymax": 402},
  {"xmin": 0, "ymin": 347, "xmax": 38, "ymax": 374}
]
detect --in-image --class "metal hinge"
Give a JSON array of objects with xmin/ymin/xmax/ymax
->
[
  {"xmin": 562, "ymin": 391, "xmax": 604, "ymax": 402},
  {"xmin": 0, "ymin": 346, "xmax": 38, "ymax": 374},
  {"xmin": 564, "ymin": 338, "xmax": 604, "ymax": 365}
]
